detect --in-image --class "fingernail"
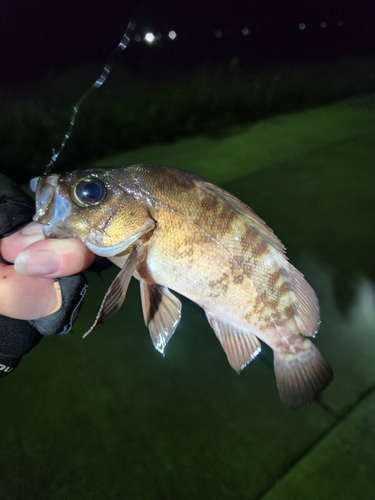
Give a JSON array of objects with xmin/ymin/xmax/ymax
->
[
  {"xmin": 15, "ymin": 250, "xmax": 60, "ymax": 276},
  {"xmin": 21, "ymin": 222, "xmax": 44, "ymax": 236}
]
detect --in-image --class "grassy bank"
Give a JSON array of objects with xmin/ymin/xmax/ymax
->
[
  {"xmin": 2, "ymin": 56, "xmax": 375, "ymax": 182},
  {"xmin": 91, "ymin": 92, "xmax": 375, "ymax": 308}
]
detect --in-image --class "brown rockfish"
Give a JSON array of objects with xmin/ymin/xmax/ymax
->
[{"xmin": 31, "ymin": 165, "xmax": 332, "ymax": 407}]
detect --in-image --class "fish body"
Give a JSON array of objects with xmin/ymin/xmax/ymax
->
[{"xmin": 32, "ymin": 164, "xmax": 332, "ymax": 407}]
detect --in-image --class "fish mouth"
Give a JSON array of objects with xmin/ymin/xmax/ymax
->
[
  {"xmin": 32, "ymin": 174, "xmax": 73, "ymax": 237},
  {"xmin": 32, "ymin": 175, "xmax": 59, "ymax": 209},
  {"xmin": 41, "ymin": 224, "xmax": 70, "ymax": 239},
  {"xmin": 29, "ymin": 176, "xmax": 40, "ymax": 193}
]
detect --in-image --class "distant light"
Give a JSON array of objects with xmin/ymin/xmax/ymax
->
[
  {"xmin": 215, "ymin": 30, "xmax": 223, "ymax": 39},
  {"xmin": 155, "ymin": 32, "xmax": 161, "ymax": 40},
  {"xmin": 168, "ymin": 30, "xmax": 177, "ymax": 40},
  {"xmin": 134, "ymin": 34, "xmax": 141, "ymax": 42},
  {"xmin": 242, "ymin": 27, "xmax": 252, "ymax": 36},
  {"xmin": 338, "ymin": 20, "xmax": 344, "ymax": 26},
  {"xmin": 144, "ymin": 32, "xmax": 155, "ymax": 43},
  {"xmin": 299, "ymin": 23, "xmax": 306, "ymax": 30},
  {"xmin": 320, "ymin": 21, "xmax": 327, "ymax": 29}
]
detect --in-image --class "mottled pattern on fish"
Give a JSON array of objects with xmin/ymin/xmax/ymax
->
[{"xmin": 32, "ymin": 164, "xmax": 333, "ymax": 408}]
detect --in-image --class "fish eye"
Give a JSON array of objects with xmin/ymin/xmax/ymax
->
[{"xmin": 73, "ymin": 177, "xmax": 107, "ymax": 207}]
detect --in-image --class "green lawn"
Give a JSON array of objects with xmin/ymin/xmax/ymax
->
[
  {"xmin": 94, "ymin": 94, "xmax": 375, "ymax": 184},
  {"xmin": 1, "ymin": 95, "xmax": 375, "ymax": 499}
]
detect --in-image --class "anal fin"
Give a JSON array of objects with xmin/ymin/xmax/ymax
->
[
  {"xmin": 140, "ymin": 282, "xmax": 182, "ymax": 354},
  {"xmin": 206, "ymin": 312, "xmax": 261, "ymax": 372}
]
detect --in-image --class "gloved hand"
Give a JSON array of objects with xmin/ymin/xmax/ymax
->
[{"xmin": 0, "ymin": 173, "xmax": 89, "ymax": 377}]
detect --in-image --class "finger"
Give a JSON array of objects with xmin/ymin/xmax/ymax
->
[
  {"xmin": 14, "ymin": 237, "xmax": 96, "ymax": 278},
  {"xmin": 0, "ymin": 263, "xmax": 60, "ymax": 319},
  {"xmin": 0, "ymin": 222, "xmax": 45, "ymax": 263}
]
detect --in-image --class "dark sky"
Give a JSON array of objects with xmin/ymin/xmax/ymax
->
[{"xmin": 1, "ymin": 0, "xmax": 374, "ymax": 85}]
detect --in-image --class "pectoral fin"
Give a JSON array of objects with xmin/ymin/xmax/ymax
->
[
  {"xmin": 140, "ymin": 282, "xmax": 182, "ymax": 354},
  {"xmin": 83, "ymin": 248, "xmax": 138, "ymax": 337},
  {"xmin": 206, "ymin": 312, "xmax": 261, "ymax": 372}
]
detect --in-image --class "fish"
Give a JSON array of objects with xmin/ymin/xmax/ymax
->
[{"xmin": 31, "ymin": 164, "xmax": 333, "ymax": 408}]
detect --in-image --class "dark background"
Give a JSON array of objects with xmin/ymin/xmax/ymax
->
[{"xmin": 1, "ymin": 0, "xmax": 374, "ymax": 87}]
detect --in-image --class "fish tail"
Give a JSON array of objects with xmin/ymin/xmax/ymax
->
[{"xmin": 273, "ymin": 340, "xmax": 333, "ymax": 408}]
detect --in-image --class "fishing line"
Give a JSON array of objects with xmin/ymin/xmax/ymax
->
[{"xmin": 44, "ymin": 20, "xmax": 136, "ymax": 175}]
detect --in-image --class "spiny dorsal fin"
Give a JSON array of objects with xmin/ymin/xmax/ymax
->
[{"xmin": 283, "ymin": 264, "xmax": 320, "ymax": 336}]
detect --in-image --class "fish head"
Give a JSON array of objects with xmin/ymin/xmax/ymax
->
[{"xmin": 31, "ymin": 168, "xmax": 155, "ymax": 257}]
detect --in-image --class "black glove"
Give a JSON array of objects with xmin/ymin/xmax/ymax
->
[{"xmin": 0, "ymin": 173, "xmax": 88, "ymax": 377}]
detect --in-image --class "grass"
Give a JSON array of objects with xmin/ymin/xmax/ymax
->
[
  {"xmin": 92, "ymin": 94, "xmax": 375, "ymax": 309},
  {"xmin": 1, "ymin": 91, "xmax": 375, "ymax": 499},
  {"xmin": 2, "ymin": 56, "xmax": 375, "ymax": 183},
  {"xmin": 0, "ymin": 56, "xmax": 375, "ymax": 500},
  {"xmin": 93, "ymin": 94, "xmax": 375, "ymax": 183}
]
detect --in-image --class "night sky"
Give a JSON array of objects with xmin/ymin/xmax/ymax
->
[{"xmin": 1, "ymin": 0, "xmax": 374, "ymax": 86}]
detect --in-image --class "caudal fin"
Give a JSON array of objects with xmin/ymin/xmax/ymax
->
[{"xmin": 273, "ymin": 341, "xmax": 333, "ymax": 408}]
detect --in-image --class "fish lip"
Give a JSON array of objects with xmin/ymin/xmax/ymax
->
[
  {"xmin": 33, "ymin": 174, "xmax": 60, "ymax": 224},
  {"xmin": 29, "ymin": 176, "xmax": 40, "ymax": 193},
  {"xmin": 33, "ymin": 194, "xmax": 72, "ymax": 237},
  {"xmin": 34, "ymin": 174, "xmax": 60, "ymax": 211}
]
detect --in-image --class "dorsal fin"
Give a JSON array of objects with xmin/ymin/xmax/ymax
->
[
  {"xmin": 197, "ymin": 180, "xmax": 285, "ymax": 253},
  {"xmin": 287, "ymin": 264, "xmax": 320, "ymax": 336}
]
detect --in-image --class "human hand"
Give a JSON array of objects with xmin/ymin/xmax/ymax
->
[
  {"xmin": 0, "ymin": 172, "xmax": 95, "ymax": 377},
  {"xmin": 0, "ymin": 222, "xmax": 96, "ymax": 320}
]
